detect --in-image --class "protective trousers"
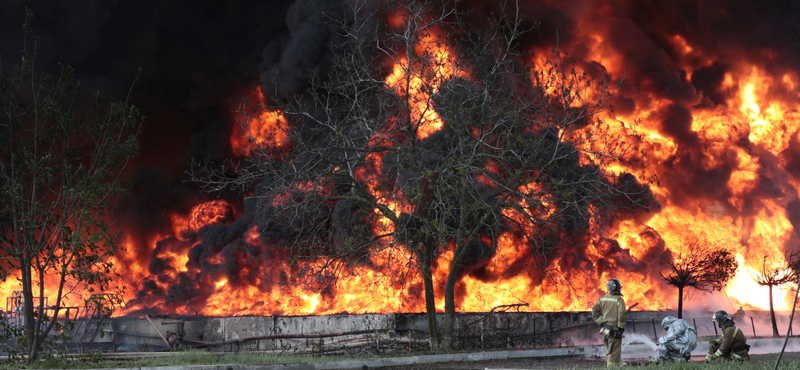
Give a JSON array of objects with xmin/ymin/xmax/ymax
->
[
  {"xmin": 656, "ymin": 342, "xmax": 689, "ymax": 362},
  {"xmin": 604, "ymin": 334, "xmax": 622, "ymax": 366},
  {"xmin": 708, "ymin": 341, "xmax": 749, "ymax": 361}
]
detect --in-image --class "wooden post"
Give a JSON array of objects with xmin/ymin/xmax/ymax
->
[
  {"xmin": 632, "ymin": 319, "xmax": 636, "ymax": 333},
  {"xmin": 751, "ymin": 316, "xmax": 757, "ymax": 337},
  {"xmin": 145, "ymin": 314, "xmax": 171, "ymax": 349},
  {"xmin": 481, "ymin": 320, "xmax": 485, "ymax": 348},
  {"xmin": 652, "ymin": 318, "xmax": 658, "ymax": 340},
  {"xmin": 692, "ymin": 318, "xmax": 697, "ymax": 332},
  {"xmin": 713, "ymin": 321, "xmax": 718, "ymax": 336}
]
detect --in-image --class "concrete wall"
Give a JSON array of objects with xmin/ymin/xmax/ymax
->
[
  {"xmin": 101, "ymin": 311, "xmax": 661, "ymax": 350},
  {"xmin": 109, "ymin": 313, "xmax": 397, "ymax": 350},
  {"xmin": 76, "ymin": 310, "xmax": 800, "ymax": 352}
]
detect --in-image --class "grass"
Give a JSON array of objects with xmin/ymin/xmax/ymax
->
[
  {"xmin": 6, "ymin": 349, "xmax": 800, "ymax": 369},
  {"xmin": 613, "ymin": 359, "xmax": 800, "ymax": 370},
  {"xmin": 0, "ymin": 350, "xmax": 375, "ymax": 369}
]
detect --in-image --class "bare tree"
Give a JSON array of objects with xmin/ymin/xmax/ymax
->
[
  {"xmin": 194, "ymin": 0, "xmax": 652, "ymax": 349},
  {"xmin": 660, "ymin": 236, "xmax": 738, "ymax": 319},
  {"xmin": 0, "ymin": 12, "xmax": 141, "ymax": 362},
  {"xmin": 753, "ymin": 254, "xmax": 797, "ymax": 337}
]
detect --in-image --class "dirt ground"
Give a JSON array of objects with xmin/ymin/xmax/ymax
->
[{"xmin": 378, "ymin": 352, "xmax": 800, "ymax": 370}]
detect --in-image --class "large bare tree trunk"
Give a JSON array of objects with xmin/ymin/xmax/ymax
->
[
  {"xmin": 21, "ymin": 255, "xmax": 40, "ymax": 363},
  {"xmin": 441, "ymin": 256, "xmax": 461, "ymax": 350},
  {"xmin": 441, "ymin": 295, "xmax": 455, "ymax": 350},
  {"xmin": 420, "ymin": 260, "xmax": 440, "ymax": 349}
]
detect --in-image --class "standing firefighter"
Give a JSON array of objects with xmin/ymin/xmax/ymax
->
[
  {"xmin": 653, "ymin": 316, "xmax": 697, "ymax": 362},
  {"xmin": 592, "ymin": 278, "xmax": 627, "ymax": 367},
  {"xmin": 707, "ymin": 310, "xmax": 750, "ymax": 361}
]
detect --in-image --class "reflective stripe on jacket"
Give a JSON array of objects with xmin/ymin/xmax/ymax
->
[
  {"xmin": 714, "ymin": 324, "xmax": 747, "ymax": 357},
  {"xmin": 592, "ymin": 293, "xmax": 627, "ymax": 328}
]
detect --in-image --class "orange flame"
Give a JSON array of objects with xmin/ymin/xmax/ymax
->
[{"xmin": 230, "ymin": 86, "xmax": 288, "ymax": 156}]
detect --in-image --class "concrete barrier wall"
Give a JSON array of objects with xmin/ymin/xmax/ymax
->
[
  {"xmin": 103, "ymin": 311, "xmax": 663, "ymax": 349},
  {"xmin": 109, "ymin": 313, "xmax": 398, "ymax": 349},
  {"xmin": 85, "ymin": 310, "xmax": 800, "ymax": 351}
]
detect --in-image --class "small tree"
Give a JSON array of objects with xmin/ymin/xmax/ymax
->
[
  {"xmin": 0, "ymin": 12, "xmax": 142, "ymax": 362},
  {"xmin": 753, "ymin": 254, "xmax": 797, "ymax": 337},
  {"xmin": 660, "ymin": 236, "xmax": 738, "ymax": 319},
  {"xmin": 195, "ymin": 0, "xmax": 652, "ymax": 349}
]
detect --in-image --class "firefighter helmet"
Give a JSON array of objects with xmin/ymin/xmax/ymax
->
[
  {"xmin": 606, "ymin": 278, "xmax": 622, "ymax": 293},
  {"xmin": 713, "ymin": 310, "xmax": 732, "ymax": 323}
]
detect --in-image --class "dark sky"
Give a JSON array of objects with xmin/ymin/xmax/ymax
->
[{"xmin": 1, "ymin": 0, "xmax": 294, "ymax": 240}]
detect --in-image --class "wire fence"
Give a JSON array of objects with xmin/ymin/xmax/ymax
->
[{"xmin": 6, "ymin": 310, "xmax": 800, "ymax": 355}]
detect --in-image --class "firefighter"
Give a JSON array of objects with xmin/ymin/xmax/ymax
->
[
  {"xmin": 652, "ymin": 316, "xmax": 697, "ymax": 362},
  {"xmin": 706, "ymin": 310, "xmax": 750, "ymax": 362},
  {"xmin": 592, "ymin": 278, "xmax": 627, "ymax": 367}
]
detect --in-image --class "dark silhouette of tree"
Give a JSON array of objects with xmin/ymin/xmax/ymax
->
[
  {"xmin": 660, "ymin": 236, "xmax": 738, "ymax": 319},
  {"xmin": 0, "ymin": 11, "xmax": 141, "ymax": 362},
  {"xmin": 753, "ymin": 254, "xmax": 797, "ymax": 337},
  {"xmin": 193, "ymin": 0, "xmax": 653, "ymax": 349}
]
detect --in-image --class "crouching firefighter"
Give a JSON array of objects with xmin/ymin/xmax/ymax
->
[
  {"xmin": 592, "ymin": 278, "xmax": 627, "ymax": 367},
  {"xmin": 653, "ymin": 316, "xmax": 697, "ymax": 362},
  {"xmin": 707, "ymin": 310, "xmax": 750, "ymax": 361}
]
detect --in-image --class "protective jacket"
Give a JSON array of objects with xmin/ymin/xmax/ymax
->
[
  {"xmin": 592, "ymin": 292, "xmax": 626, "ymax": 367},
  {"xmin": 592, "ymin": 293, "xmax": 626, "ymax": 330},
  {"xmin": 655, "ymin": 316, "xmax": 697, "ymax": 362},
  {"xmin": 711, "ymin": 322, "xmax": 749, "ymax": 360}
]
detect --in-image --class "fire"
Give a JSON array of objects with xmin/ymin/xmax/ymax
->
[
  {"xmin": 384, "ymin": 26, "xmax": 462, "ymax": 139},
  {"xmin": 188, "ymin": 200, "xmax": 234, "ymax": 233},
  {"xmin": 106, "ymin": 2, "xmax": 800, "ymax": 319},
  {"xmin": 605, "ymin": 61, "xmax": 800, "ymax": 311},
  {"xmin": 229, "ymin": 86, "xmax": 288, "ymax": 156}
]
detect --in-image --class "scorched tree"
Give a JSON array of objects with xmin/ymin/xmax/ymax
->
[
  {"xmin": 660, "ymin": 236, "xmax": 738, "ymax": 319},
  {"xmin": 752, "ymin": 254, "xmax": 798, "ymax": 337},
  {"xmin": 195, "ymin": 0, "xmax": 652, "ymax": 349}
]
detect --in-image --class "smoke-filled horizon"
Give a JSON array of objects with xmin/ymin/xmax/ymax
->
[{"xmin": 2, "ymin": 0, "xmax": 800, "ymax": 317}]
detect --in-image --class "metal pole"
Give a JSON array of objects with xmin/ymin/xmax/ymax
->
[{"xmin": 774, "ymin": 276, "xmax": 800, "ymax": 370}]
